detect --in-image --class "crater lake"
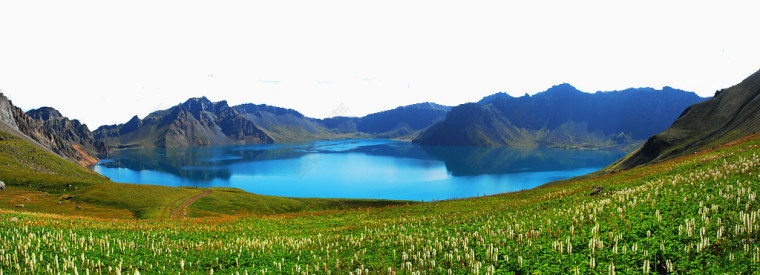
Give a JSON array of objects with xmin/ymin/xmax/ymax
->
[{"xmin": 94, "ymin": 139, "xmax": 627, "ymax": 201}]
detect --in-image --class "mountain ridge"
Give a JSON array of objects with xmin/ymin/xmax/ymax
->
[
  {"xmin": 0, "ymin": 93, "xmax": 107, "ymax": 166},
  {"xmin": 94, "ymin": 98, "xmax": 452, "ymax": 148},
  {"xmin": 608, "ymin": 68, "xmax": 760, "ymax": 171},
  {"xmin": 414, "ymin": 85, "xmax": 707, "ymax": 149}
]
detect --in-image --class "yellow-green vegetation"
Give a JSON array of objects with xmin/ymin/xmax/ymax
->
[
  {"xmin": 0, "ymin": 187, "xmax": 132, "ymax": 219},
  {"xmin": 0, "ymin": 130, "xmax": 110, "ymax": 193},
  {"xmin": 0, "ymin": 129, "xmax": 411, "ymax": 219},
  {"xmin": 188, "ymin": 188, "xmax": 414, "ymax": 218},
  {"xmin": 2, "ymin": 134, "xmax": 760, "ymax": 273},
  {"xmin": 75, "ymin": 183, "xmax": 207, "ymax": 219}
]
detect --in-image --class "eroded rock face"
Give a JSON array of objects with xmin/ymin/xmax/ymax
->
[
  {"xmin": 0, "ymin": 93, "xmax": 106, "ymax": 166},
  {"xmin": 0, "ymin": 94, "xmax": 19, "ymax": 131},
  {"xmin": 94, "ymin": 97, "xmax": 277, "ymax": 148},
  {"xmin": 26, "ymin": 107, "xmax": 63, "ymax": 121},
  {"xmin": 26, "ymin": 106, "xmax": 110, "ymax": 161}
]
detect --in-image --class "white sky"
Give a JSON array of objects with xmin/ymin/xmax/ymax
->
[{"xmin": 1, "ymin": 0, "xmax": 759, "ymax": 129}]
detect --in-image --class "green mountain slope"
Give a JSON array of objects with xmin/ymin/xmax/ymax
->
[
  {"xmin": 2, "ymin": 118, "xmax": 758, "ymax": 273},
  {"xmin": 412, "ymin": 103, "xmax": 526, "ymax": 146},
  {"xmin": 609, "ymin": 68, "xmax": 760, "ymax": 171}
]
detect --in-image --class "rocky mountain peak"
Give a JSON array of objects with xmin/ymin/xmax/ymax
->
[
  {"xmin": 0, "ymin": 93, "xmax": 107, "ymax": 166},
  {"xmin": 542, "ymin": 83, "xmax": 582, "ymax": 95},
  {"xmin": 478, "ymin": 92, "xmax": 513, "ymax": 104},
  {"xmin": 182, "ymin": 97, "xmax": 217, "ymax": 114},
  {"xmin": 26, "ymin": 107, "xmax": 64, "ymax": 121},
  {"xmin": 120, "ymin": 115, "xmax": 143, "ymax": 135}
]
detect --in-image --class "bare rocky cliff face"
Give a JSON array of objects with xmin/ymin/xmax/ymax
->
[
  {"xmin": 0, "ymin": 93, "xmax": 107, "ymax": 166},
  {"xmin": 0, "ymin": 94, "xmax": 20, "ymax": 131},
  {"xmin": 94, "ymin": 97, "xmax": 275, "ymax": 148},
  {"xmin": 27, "ymin": 107, "xmax": 110, "ymax": 158}
]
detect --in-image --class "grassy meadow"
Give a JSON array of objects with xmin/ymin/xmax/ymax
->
[{"xmin": 0, "ymin": 131, "xmax": 759, "ymax": 273}]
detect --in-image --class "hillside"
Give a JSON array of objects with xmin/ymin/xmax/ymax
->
[
  {"xmin": 0, "ymin": 93, "xmax": 105, "ymax": 166},
  {"xmin": 2, "ymin": 121, "xmax": 758, "ymax": 273},
  {"xmin": 95, "ymin": 99, "xmax": 451, "ymax": 148},
  {"xmin": 414, "ymin": 84, "xmax": 706, "ymax": 149},
  {"xmin": 2, "ymin": 74, "xmax": 758, "ymax": 273},
  {"xmin": 0, "ymin": 127, "xmax": 411, "ymax": 219},
  {"xmin": 609, "ymin": 68, "xmax": 760, "ymax": 171}
]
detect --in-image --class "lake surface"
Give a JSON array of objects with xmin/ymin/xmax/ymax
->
[{"xmin": 94, "ymin": 139, "xmax": 626, "ymax": 201}]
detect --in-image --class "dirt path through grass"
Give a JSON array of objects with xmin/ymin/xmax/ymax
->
[{"xmin": 170, "ymin": 190, "xmax": 213, "ymax": 219}]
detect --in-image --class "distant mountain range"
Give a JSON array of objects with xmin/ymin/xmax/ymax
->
[
  {"xmin": 413, "ymin": 84, "xmax": 707, "ymax": 149},
  {"xmin": 93, "ymin": 98, "xmax": 452, "ymax": 148},
  {"xmin": 608, "ymin": 68, "xmax": 760, "ymax": 171},
  {"xmin": 0, "ymin": 81, "xmax": 716, "ymax": 165},
  {"xmin": 0, "ymin": 94, "xmax": 108, "ymax": 166}
]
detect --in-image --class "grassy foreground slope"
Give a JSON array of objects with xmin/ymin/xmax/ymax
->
[
  {"xmin": 0, "ymin": 129, "xmax": 411, "ymax": 219},
  {"xmin": 2, "ymin": 135, "xmax": 759, "ymax": 273}
]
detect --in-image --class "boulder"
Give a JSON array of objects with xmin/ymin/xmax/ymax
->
[
  {"xmin": 590, "ymin": 185, "xmax": 604, "ymax": 196},
  {"xmin": 23, "ymin": 198, "xmax": 30, "ymax": 201},
  {"xmin": 76, "ymin": 205, "xmax": 82, "ymax": 209},
  {"xmin": 0, "ymin": 180, "xmax": 4, "ymax": 190},
  {"xmin": 15, "ymin": 204, "xmax": 24, "ymax": 208},
  {"xmin": 61, "ymin": 195, "xmax": 74, "ymax": 200}
]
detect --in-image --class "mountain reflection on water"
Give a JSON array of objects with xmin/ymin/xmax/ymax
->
[{"xmin": 95, "ymin": 139, "xmax": 626, "ymax": 200}]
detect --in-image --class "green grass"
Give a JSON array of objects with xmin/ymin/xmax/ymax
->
[
  {"xmin": 1, "ymin": 132, "xmax": 759, "ymax": 273},
  {"xmin": 0, "ymin": 129, "xmax": 413, "ymax": 220},
  {"xmin": 188, "ymin": 188, "xmax": 413, "ymax": 217},
  {"xmin": 0, "ymin": 130, "xmax": 110, "ymax": 193},
  {"xmin": 74, "ymin": 183, "xmax": 204, "ymax": 219}
]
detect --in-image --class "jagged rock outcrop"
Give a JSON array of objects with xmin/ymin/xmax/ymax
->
[
  {"xmin": 0, "ymin": 93, "xmax": 102, "ymax": 166},
  {"xmin": 95, "ymin": 97, "xmax": 276, "ymax": 148},
  {"xmin": 27, "ymin": 107, "xmax": 109, "ymax": 157}
]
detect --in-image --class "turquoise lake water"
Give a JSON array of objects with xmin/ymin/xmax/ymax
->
[{"xmin": 94, "ymin": 139, "xmax": 626, "ymax": 201}]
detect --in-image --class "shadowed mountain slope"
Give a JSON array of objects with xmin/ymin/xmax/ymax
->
[
  {"xmin": 608, "ymin": 68, "xmax": 760, "ymax": 171},
  {"xmin": 414, "ymin": 85, "xmax": 706, "ymax": 149}
]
